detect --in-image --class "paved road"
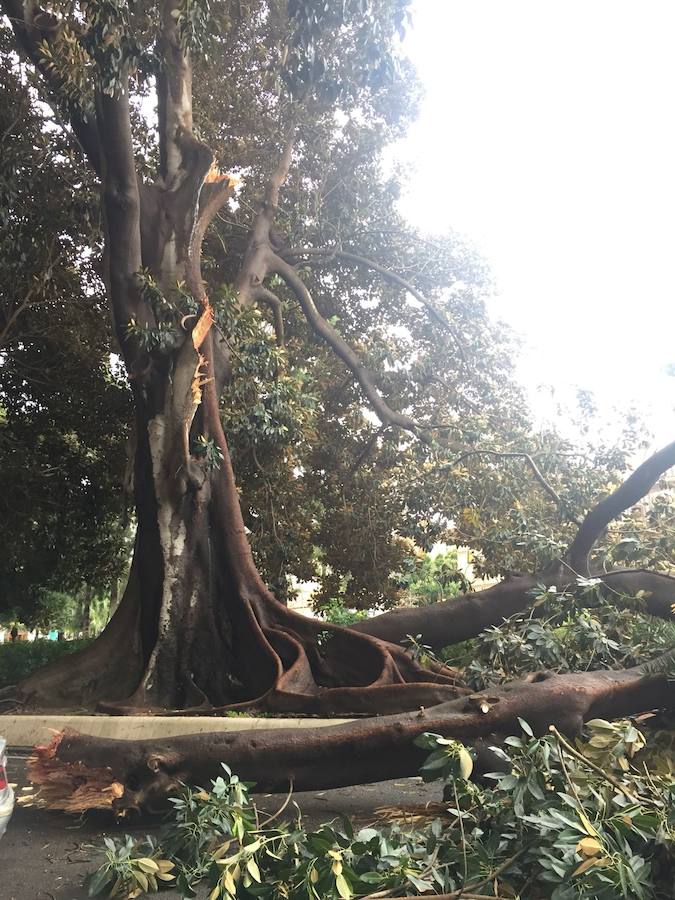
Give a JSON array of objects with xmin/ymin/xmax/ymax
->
[{"xmin": 1, "ymin": 753, "xmax": 438, "ymax": 899}]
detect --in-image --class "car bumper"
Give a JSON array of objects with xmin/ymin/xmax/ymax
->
[{"xmin": 0, "ymin": 787, "xmax": 14, "ymax": 838}]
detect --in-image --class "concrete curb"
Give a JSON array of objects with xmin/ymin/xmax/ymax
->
[{"xmin": 0, "ymin": 715, "xmax": 352, "ymax": 749}]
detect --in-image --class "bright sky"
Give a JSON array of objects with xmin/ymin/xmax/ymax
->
[{"xmin": 396, "ymin": 0, "xmax": 675, "ymax": 447}]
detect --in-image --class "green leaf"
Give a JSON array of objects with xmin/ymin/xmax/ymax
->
[
  {"xmin": 359, "ymin": 872, "xmax": 384, "ymax": 884},
  {"xmin": 87, "ymin": 868, "xmax": 112, "ymax": 897},
  {"xmin": 518, "ymin": 717, "xmax": 534, "ymax": 737}
]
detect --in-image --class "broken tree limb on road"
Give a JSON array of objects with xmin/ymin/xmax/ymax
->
[{"xmin": 26, "ymin": 662, "xmax": 674, "ymax": 813}]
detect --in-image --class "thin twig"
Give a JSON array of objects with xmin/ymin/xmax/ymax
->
[
  {"xmin": 455, "ymin": 842, "xmax": 533, "ymax": 897},
  {"xmin": 259, "ymin": 779, "xmax": 294, "ymax": 827},
  {"xmin": 453, "ymin": 781, "xmax": 468, "ymax": 889},
  {"xmin": 364, "ymin": 822, "xmax": 534, "ymax": 900},
  {"xmin": 554, "ymin": 729, "xmax": 586, "ymax": 813},
  {"xmin": 443, "ymin": 449, "xmax": 580, "ymax": 525},
  {"xmin": 549, "ymin": 726, "xmax": 643, "ymax": 805}
]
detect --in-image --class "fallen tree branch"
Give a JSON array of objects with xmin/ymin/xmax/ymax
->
[
  {"xmin": 352, "ymin": 566, "xmax": 675, "ymax": 649},
  {"xmin": 26, "ymin": 663, "xmax": 674, "ymax": 812},
  {"xmin": 351, "ymin": 573, "xmax": 542, "ymax": 647},
  {"xmin": 355, "ymin": 443, "xmax": 675, "ymax": 648}
]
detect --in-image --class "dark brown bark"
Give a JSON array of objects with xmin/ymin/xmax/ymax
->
[
  {"xmin": 17, "ymin": 371, "xmax": 467, "ymax": 715},
  {"xmin": 352, "ymin": 566, "xmax": 675, "ymax": 650},
  {"xmin": 27, "ymin": 664, "xmax": 674, "ymax": 812},
  {"xmin": 18, "ymin": 552, "xmax": 144, "ymax": 707},
  {"xmin": 352, "ymin": 574, "xmax": 542, "ymax": 648}
]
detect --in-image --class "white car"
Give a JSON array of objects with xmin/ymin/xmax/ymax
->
[{"xmin": 0, "ymin": 737, "xmax": 14, "ymax": 838}]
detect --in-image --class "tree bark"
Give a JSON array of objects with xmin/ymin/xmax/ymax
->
[
  {"xmin": 80, "ymin": 584, "xmax": 93, "ymax": 637},
  {"xmin": 352, "ymin": 568, "xmax": 675, "ymax": 649},
  {"xmin": 568, "ymin": 440, "xmax": 675, "ymax": 575},
  {"xmin": 18, "ymin": 383, "xmax": 467, "ymax": 715},
  {"xmin": 108, "ymin": 577, "xmax": 120, "ymax": 619}
]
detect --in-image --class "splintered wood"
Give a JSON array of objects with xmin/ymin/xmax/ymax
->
[{"xmin": 23, "ymin": 731, "xmax": 124, "ymax": 813}]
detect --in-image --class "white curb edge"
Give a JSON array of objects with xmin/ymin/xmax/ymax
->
[{"xmin": 0, "ymin": 715, "xmax": 353, "ymax": 749}]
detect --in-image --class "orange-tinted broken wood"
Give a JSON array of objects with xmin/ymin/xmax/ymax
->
[
  {"xmin": 191, "ymin": 303, "xmax": 213, "ymax": 349},
  {"xmin": 25, "ymin": 731, "xmax": 123, "ymax": 812}
]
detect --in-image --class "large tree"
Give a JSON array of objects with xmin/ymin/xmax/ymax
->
[
  {"xmin": 0, "ymin": 30, "xmax": 131, "ymax": 621},
  {"xmin": 2, "ymin": 0, "xmax": 674, "ymax": 805}
]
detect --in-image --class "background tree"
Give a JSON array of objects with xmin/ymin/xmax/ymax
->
[{"xmin": 0, "ymin": 31, "xmax": 131, "ymax": 624}]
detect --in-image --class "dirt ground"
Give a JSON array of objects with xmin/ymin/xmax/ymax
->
[{"xmin": 2, "ymin": 752, "xmax": 439, "ymax": 899}]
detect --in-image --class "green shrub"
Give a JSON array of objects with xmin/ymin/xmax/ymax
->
[
  {"xmin": 318, "ymin": 600, "xmax": 368, "ymax": 627},
  {"xmin": 0, "ymin": 638, "xmax": 92, "ymax": 688},
  {"xmin": 393, "ymin": 548, "xmax": 469, "ymax": 607}
]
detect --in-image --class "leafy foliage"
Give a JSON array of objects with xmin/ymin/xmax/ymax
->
[
  {"xmin": 449, "ymin": 582, "xmax": 675, "ymax": 691},
  {"xmin": 0, "ymin": 638, "xmax": 92, "ymax": 689},
  {"xmin": 2, "ymin": 2, "xmax": 673, "ymax": 622},
  {"xmin": 87, "ymin": 719, "xmax": 674, "ymax": 899},
  {"xmin": 0, "ymin": 32, "xmax": 131, "ymax": 616},
  {"xmin": 86, "ymin": 833, "xmax": 176, "ymax": 898},
  {"xmin": 317, "ymin": 599, "xmax": 368, "ymax": 627},
  {"xmin": 392, "ymin": 548, "xmax": 469, "ymax": 606},
  {"xmin": 284, "ymin": 0, "xmax": 409, "ymax": 100}
]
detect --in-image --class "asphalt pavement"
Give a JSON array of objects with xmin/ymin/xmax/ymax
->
[{"xmin": 1, "ymin": 753, "xmax": 438, "ymax": 899}]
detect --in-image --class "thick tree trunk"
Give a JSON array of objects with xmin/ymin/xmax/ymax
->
[
  {"xmin": 16, "ymin": 386, "xmax": 466, "ymax": 715},
  {"xmin": 26, "ymin": 664, "xmax": 674, "ymax": 812},
  {"xmin": 80, "ymin": 584, "xmax": 93, "ymax": 637},
  {"xmin": 12, "ymin": 398, "xmax": 675, "ymax": 716},
  {"xmin": 13, "ymin": 411, "xmax": 675, "ymax": 715}
]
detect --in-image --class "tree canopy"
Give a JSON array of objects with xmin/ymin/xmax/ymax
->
[
  {"xmin": 2, "ymin": 2, "xmax": 671, "ymax": 620},
  {"xmin": 0, "ymin": 31, "xmax": 130, "ymax": 621}
]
